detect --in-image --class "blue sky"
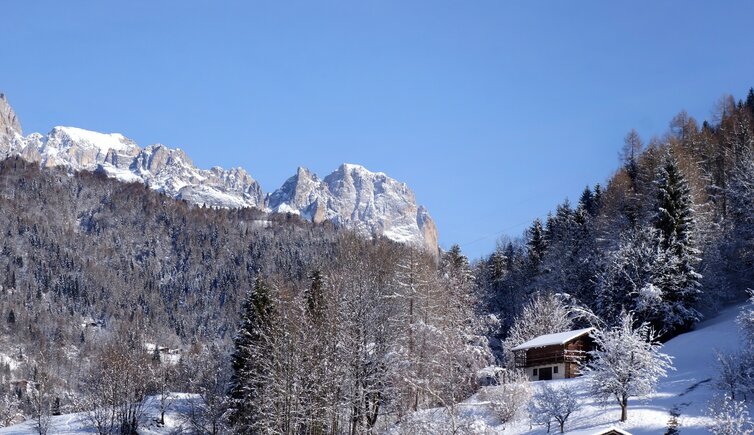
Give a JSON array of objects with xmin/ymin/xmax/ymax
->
[{"xmin": 3, "ymin": 1, "xmax": 754, "ymax": 259}]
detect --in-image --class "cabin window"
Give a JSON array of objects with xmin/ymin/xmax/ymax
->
[
  {"xmin": 533, "ymin": 368, "xmax": 538, "ymax": 376},
  {"xmin": 553, "ymin": 366, "xmax": 559, "ymax": 374}
]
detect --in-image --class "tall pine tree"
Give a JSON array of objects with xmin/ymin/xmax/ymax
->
[
  {"xmin": 653, "ymin": 150, "xmax": 702, "ymax": 334},
  {"xmin": 526, "ymin": 219, "xmax": 547, "ymax": 274},
  {"xmin": 228, "ymin": 276, "xmax": 275, "ymax": 433}
]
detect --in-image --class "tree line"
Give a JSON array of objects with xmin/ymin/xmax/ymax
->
[{"xmin": 479, "ymin": 89, "xmax": 754, "ymax": 350}]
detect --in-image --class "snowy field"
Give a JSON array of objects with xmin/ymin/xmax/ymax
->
[
  {"xmin": 397, "ymin": 303, "xmax": 751, "ymax": 434},
  {"xmin": 1, "ymin": 304, "xmax": 750, "ymax": 434}
]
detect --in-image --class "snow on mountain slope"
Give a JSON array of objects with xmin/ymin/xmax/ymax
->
[
  {"xmin": 267, "ymin": 163, "xmax": 439, "ymax": 253},
  {"xmin": 396, "ymin": 304, "xmax": 751, "ymax": 434},
  {"xmin": 0, "ymin": 119, "xmax": 265, "ymax": 209},
  {"xmin": 0, "ymin": 94, "xmax": 438, "ymax": 250}
]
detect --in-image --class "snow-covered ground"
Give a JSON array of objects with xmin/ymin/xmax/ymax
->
[
  {"xmin": 397, "ymin": 303, "xmax": 751, "ymax": 434},
  {"xmin": 1, "ymin": 304, "xmax": 750, "ymax": 434},
  {"xmin": 0, "ymin": 394, "xmax": 202, "ymax": 435}
]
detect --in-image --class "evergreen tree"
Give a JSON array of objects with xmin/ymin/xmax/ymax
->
[
  {"xmin": 446, "ymin": 244, "xmax": 470, "ymax": 273},
  {"xmin": 526, "ymin": 219, "xmax": 547, "ymax": 273},
  {"xmin": 548, "ymin": 200, "xmax": 575, "ymax": 245},
  {"xmin": 579, "ymin": 186, "xmax": 596, "ymax": 217},
  {"xmin": 746, "ymin": 87, "xmax": 754, "ymax": 116},
  {"xmin": 487, "ymin": 249, "xmax": 508, "ymax": 284},
  {"xmin": 228, "ymin": 276, "xmax": 275, "ymax": 433},
  {"xmin": 592, "ymin": 183, "xmax": 604, "ymax": 214},
  {"xmin": 653, "ymin": 151, "xmax": 702, "ymax": 334},
  {"xmin": 51, "ymin": 397, "xmax": 61, "ymax": 417},
  {"xmin": 305, "ymin": 269, "xmax": 326, "ymax": 324}
]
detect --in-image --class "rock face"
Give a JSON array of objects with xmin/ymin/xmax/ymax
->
[
  {"xmin": 0, "ymin": 94, "xmax": 23, "ymax": 153},
  {"xmin": 2, "ymin": 124, "xmax": 265, "ymax": 209},
  {"xmin": 268, "ymin": 163, "xmax": 439, "ymax": 253},
  {"xmin": 0, "ymin": 93, "xmax": 438, "ymax": 252}
]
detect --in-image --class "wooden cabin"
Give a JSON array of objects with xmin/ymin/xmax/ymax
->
[{"xmin": 511, "ymin": 327, "xmax": 596, "ymax": 381}]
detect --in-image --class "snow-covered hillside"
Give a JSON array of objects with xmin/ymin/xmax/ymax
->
[
  {"xmin": 397, "ymin": 303, "xmax": 751, "ymax": 434},
  {"xmin": 3, "ymin": 304, "xmax": 747, "ymax": 434},
  {"xmin": 0, "ymin": 93, "xmax": 438, "ymax": 252}
]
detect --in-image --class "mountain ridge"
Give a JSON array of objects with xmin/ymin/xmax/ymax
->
[{"xmin": 0, "ymin": 93, "xmax": 438, "ymax": 253}]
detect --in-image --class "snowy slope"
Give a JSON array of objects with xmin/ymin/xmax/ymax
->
[
  {"xmin": 534, "ymin": 304, "xmax": 747, "ymax": 434},
  {"xmin": 0, "ymin": 394, "xmax": 202, "ymax": 435},
  {"xmin": 1, "ymin": 306, "xmax": 749, "ymax": 434},
  {"xmin": 397, "ymin": 303, "xmax": 751, "ymax": 434}
]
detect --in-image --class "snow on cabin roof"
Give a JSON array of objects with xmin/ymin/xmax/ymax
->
[
  {"xmin": 595, "ymin": 427, "xmax": 632, "ymax": 435},
  {"xmin": 510, "ymin": 327, "xmax": 595, "ymax": 351}
]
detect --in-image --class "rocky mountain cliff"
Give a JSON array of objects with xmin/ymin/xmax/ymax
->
[
  {"xmin": 0, "ymin": 94, "xmax": 438, "ymax": 252},
  {"xmin": 268, "ymin": 164, "xmax": 438, "ymax": 252},
  {"xmin": 0, "ymin": 94, "xmax": 22, "ymax": 147}
]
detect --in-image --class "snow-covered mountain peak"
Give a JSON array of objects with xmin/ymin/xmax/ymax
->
[
  {"xmin": 0, "ymin": 93, "xmax": 438, "ymax": 252},
  {"xmin": 49, "ymin": 126, "xmax": 138, "ymax": 154},
  {"xmin": 339, "ymin": 162, "xmax": 372, "ymax": 173},
  {"xmin": 333, "ymin": 162, "xmax": 392, "ymax": 181},
  {"xmin": 0, "ymin": 118, "xmax": 265, "ymax": 209},
  {"xmin": 296, "ymin": 165, "xmax": 317, "ymax": 178},
  {"xmin": 269, "ymin": 163, "xmax": 439, "ymax": 253}
]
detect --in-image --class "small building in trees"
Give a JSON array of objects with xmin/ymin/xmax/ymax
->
[{"xmin": 512, "ymin": 327, "xmax": 596, "ymax": 381}]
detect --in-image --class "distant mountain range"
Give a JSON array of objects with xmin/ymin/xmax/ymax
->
[{"xmin": 0, "ymin": 93, "xmax": 438, "ymax": 253}]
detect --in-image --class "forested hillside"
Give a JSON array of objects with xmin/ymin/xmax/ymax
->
[
  {"xmin": 479, "ymin": 90, "xmax": 754, "ymax": 347},
  {"xmin": 0, "ymin": 158, "xmax": 488, "ymax": 433}
]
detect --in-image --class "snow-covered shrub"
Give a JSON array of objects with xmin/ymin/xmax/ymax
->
[
  {"xmin": 476, "ymin": 365, "xmax": 505, "ymax": 387},
  {"xmin": 716, "ymin": 293, "xmax": 754, "ymax": 402},
  {"xmin": 393, "ymin": 411, "xmax": 448, "ymax": 435},
  {"xmin": 528, "ymin": 383, "xmax": 580, "ymax": 433},
  {"xmin": 0, "ymin": 391, "xmax": 22, "ymax": 427},
  {"xmin": 708, "ymin": 394, "xmax": 754, "ymax": 435},
  {"xmin": 715, "ymin": 350, "xmax": 754, "ymax": 402},
  {"xmin": 393, "ymin": 407, "xmax": 493, "ymax": 435},
  {"xmin": 477, "ymin": 369, "xmax": 531, "ymax": 427}
]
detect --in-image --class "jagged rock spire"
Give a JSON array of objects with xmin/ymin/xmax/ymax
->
[
  {"xmin": 268, "ymin": 163, "xmax": 439, "ymax": 253},
  {"xmin": 0, "ymin": 93, "xmax": 23, "ymax": 151}
]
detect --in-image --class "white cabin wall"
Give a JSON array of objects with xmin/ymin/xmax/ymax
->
[{"xmin": 526, "ymin": 363, "xmax": 566, "ymax": 381}]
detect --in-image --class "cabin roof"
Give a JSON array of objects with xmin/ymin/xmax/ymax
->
[
  {"xmin": 511, "ymin": 327, "xmax": 595, "ymax": 351},
  {"xmin": 596, "ymin": 428, "xmax": 632, "ymax": 435}
]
